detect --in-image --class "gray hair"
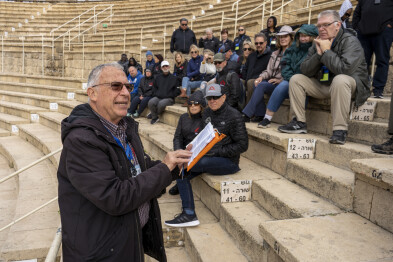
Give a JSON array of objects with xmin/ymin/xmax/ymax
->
[
  {"xmin": 180, "ymin": 18, "xmax": 188, "ymax": 23},
  {"xmin": 254, "ymin": 33, "xmax": 267, "ymax": 41},
  {"xmin": 205, "ymin": 28, "xmax": 213, "ymax": 34},
  {"xmin": 128, "ymin": 66, "xmax": 137, "ymax": 72},
  {"xmin": 318, "ymin": 10, "xmax": 341, "ymax": 22},
  {"xmin": 87, "ymin": 63, "xmax": 124, "ymax": 88}
]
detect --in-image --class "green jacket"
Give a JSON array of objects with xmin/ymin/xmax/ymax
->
[
  {"xmin": 300, "ymin": 28, "xmax": 370, "ymax": 106},
  {"xmin": 281, "ymin": 24, "xmax": 318, "ymax": 81}
]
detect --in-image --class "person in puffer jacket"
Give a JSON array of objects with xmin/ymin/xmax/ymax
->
[{"xmin": 128, "ymin": 68, "xmax": 155, "ymax": 118}]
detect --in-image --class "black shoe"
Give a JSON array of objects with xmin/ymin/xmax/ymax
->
[
  {"xmin": 329, "ymin": 130, "xmax": 348, "ymax": 145},
  {"xmin": 243, "ymin": 114, "xmax": 251, "ymax": 122},
  {"xmin": 374, "ymin": 94, "xmax": 384, "ymax": 99},
  {"xmin": 251, "ymin": 116, "xmax": 264, "ymax": 123},
  {"xmin": 157, "ymin": 188, "xmax": 166, "ymax": 198},
  {"xmin": 147, "ymin": 113, "xmax": 152, "ymax": 119},
  {"xmin": 165, "ymin": 211, "xmax": 200, "ymax": 227},
  {"xmin": 258, "ymin": 118, "xmax": 271, "ymax": 128},
  {"xmin": 169, "ymin": 184, "xmax": 179, "ymax": 195},
  {"xmin": 150, "ymin": 118, "xmax": 159, "ymax": 125},
  {"xmin": 371, "ymin": 137, "xmax": 393, "ymax": 154},
  {"xmin": 278, "ymin": 118, "xmax": 307, "ymax": 134}
]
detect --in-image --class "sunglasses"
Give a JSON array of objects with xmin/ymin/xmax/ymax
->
[
  {"xmin": 214, "ymin": 61, "xmax": 223, "ymax": 65},
  {"xmin": 206, "ymin": 95, "xmax": 222, "ymax": 101},
  {"xmin": 344, "ymin": 12, "xmax": 351, "ymax": 17},
  {"xmin": 181, "ymin": 23, "xmax": 188, "ymax": 26},
  {"xmin": 188, "ymin": 101, "xmax": 200, "ymax": 106},
  {"xmin": 238, "ymin": 29, "xmax": 244, "ymax": 32},
  {"xmin": 243, "ymin": 48, "xmax": 252, "ymax": 51},
  {"xmin": 92, "ymin": 82, "xmax": 133, "ymax": 92},
  {"xmin": 255, "ymin": 42, "xmax": 265, "ymax": 45},
  {"xmin": 191, "ymin": 51, "xmax": 198, "ymax": 54}
]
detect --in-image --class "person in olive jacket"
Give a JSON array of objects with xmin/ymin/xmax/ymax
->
[{"xmin": 57, "ymin": 63, "xmax": 191, "ymax": 262}]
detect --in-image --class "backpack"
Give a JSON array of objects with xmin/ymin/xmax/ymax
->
[{"xmin": 225, "ymin": 71, "xmax": 246, "ymax": 110}]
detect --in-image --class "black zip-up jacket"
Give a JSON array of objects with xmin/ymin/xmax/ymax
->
[
  {"xmin": 243, "ymin": 47, "xmax": 272, "ymax": 81},
  {"xmin": 170, "ymin": 27, "xmax": 197, "ymax": 54},
  {"xmin": 173, "ymin": 60, "xmax": 188, "ymax": 86},
  {"xmin": 173, "ymin": 112, "xmax": 204, "ymax": 150},
  {"xmin": 352, "ymin": 0, "xmax": 393, "ymax": 35},
  {"xmin": 216, "ymin": 66, "xmax": 242, "ymax": 111},
  {"xmin": 58, "ymin": 103, "xmax": 171, "ymax": 262},
  {"xmin": 138, "ymin": 76, "xmax": 154, "ymax": 97},
  {"xmin": 203, "ymin": 102, "xmax": 248, "ymax": 164},
  {"xmin": 232, "ymin": 34, "xmax": 251, "ymax": 55},
  {"xmin": 153, "ymin": 73, "xmax": 180, "ymax": 99},
  {"xmin": 198, "ymin": 36, "xmax": 220, "ymax": 53},
  {"xmin": 218, "ymin": 39, "xmax": 233, "ymax": 53}
]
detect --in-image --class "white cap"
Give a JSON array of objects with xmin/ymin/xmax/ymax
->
[{"xmin": 161, "ymin": 61, "xmax": 170, "ymax": 67}]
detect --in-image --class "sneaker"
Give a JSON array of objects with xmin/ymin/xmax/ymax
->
[
  {"xmin": 243, "ymin": 114, "xmax": 251, "ymax": 123},
  {"xmin": 127, "ymin": 113, "xmax": 132, "ymax": 117},
  {"xmin": 150, "ymin": 118, "xmax": 159, "ymax": 125},
  {"xmin": 374, "ymin": 94, "xmax": 384, "ymax": 99},
  {"xmin": 147, "ymin": 113, "xmax": 152, "ymax": 119},
  {"xmin": 371, "ymin": 137, "xmax": 393, "ymax": 154},
  {"xmin": 251, "ymin": 116, "xmax": 264, "ymax": 123},
  {"xmin": 278, "ymin": 118, "xmax": 307, "ymax": 134},
  {"xmin": 132, "ymin": 112, "xmax": 139, "ymax": 118},
  {"xmin": 165, "ymin": 211, "xmax": 200, "ymax": 227},
  {"xmin": 169, "ymin": 184, "xmax": 179, "ymax": 195},
  {"xmin": 258, "ymin": 118, "xmax": 271, "ymax": 128},
  {"xmin": 329, "ymin": 130, "xmax": 348, "ymax": 145}
]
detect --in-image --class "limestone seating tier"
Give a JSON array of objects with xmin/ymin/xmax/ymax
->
[
  {"xmin": 0, "ymin": 136, "xmax": 59, "ymax": 262},
  {"xmin": 0, "ymin": 81, "xmax": 77, "ymax": 99},
  {"xmin": 0, "ymin": 73, "xmax": 84, "ymax": 89},
  {"xmin": 0, "ymin": 112, "xmax": 30, "ymax": 133},
  {"xmin": 0, "ymin": 100, "xmax": 48, "ymax": 120}
]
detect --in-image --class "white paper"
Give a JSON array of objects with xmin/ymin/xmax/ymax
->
[
  {"xmin": 221, "ymin": 180, "xmax": 252, "ymax": 203},
  {"xmin": 187, "ymin": 122, "xmax": 215, "ymax": 166}
]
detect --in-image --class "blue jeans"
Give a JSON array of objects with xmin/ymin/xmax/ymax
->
[
  {"xmin": 242, "ymin": 80, "xmax": 277, "ymax": 117},
  {"xmin": 266, "ymin": 80, "xmax": 289, "ymax": 112},
  {"xmin": 177, "ymin": 156, "xmax": 240, "ymax": 214},
  {"xmin": 128, "ymin": 96, "xmax": 152, "ymax": 115},
  {"xmin": 358, "ymin": 26, "xmax": 393, "ymax": 95},
  {"xmin": 182, "ymin": 77, "xmax": 202, "ymax": 96}
]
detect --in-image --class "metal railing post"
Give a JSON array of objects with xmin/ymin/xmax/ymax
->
[
  {"xmin": 110, "ymin": 6, "xmax": 112, "ymax": 24},
  {"xmin": 62, "ymin": 36, "xmax": 65, "ymax": 77},
  {"xmin": 308, "ymin": 0, "xmax": 313, "ymax": 24},
  {"xmin": 22, "ymin": 37, "xmax": 25, "ymax": 74},
  {"xmin": 280, "ymin": 0, "xmax": 284, "ymax": 23},
  {"xmin": 42, "ymin": 35, "xmax": 44, "ymax": 76},
  {"xmin": 139, "ymin": 28, "xmax": 143, "ymax": 64},
  {"xmin": 270, "ymin": 0, "xmax": 274, "ymax": 15},
  {"xmin": 78, "ymin": 16, "xmax": 81, "ymax": 39},
  {"xmin": 234, "ymin": 2, "xmax": 239, "ymax": 39},
  {"xmin": 163, "ymin": 25, "xmax": 166, "ymax": 60},
  {"xmin": 123, "ymin": 29, "xmax": 126, "ymax": 53},
  {"xmin": 44, "ymin": 226, "xmax": 62, "ymax": 262},
  {"xmin": 102, "ymin": 34, "xmax": 105, "ymax": 63},
  {"xmin": 191, "ymin": 20, "xmax": 193, "ymax": 30},
  {"xmin": 82, "ymin": 34, "xmax": 85, "ymax": 79},
  {"xmin": 262, "ymin": 3, "xmax": 266, "ymax": 30},
  {"xmin": 1, "ymin": 36, "xmax": 3, "ymax": 73},
  {"xmin": 52, "ymin": 37, "xmax": 54, "ymax": 60},
  {"xmin": 68, "ymin": 31, "xmax": 71, "ymax": 51},
  {"xmin": 220, "ymin": 11, "xmax": 224, "ymax": 40}
]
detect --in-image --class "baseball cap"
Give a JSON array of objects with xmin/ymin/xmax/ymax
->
[
  {"xmin": 161, "ymin": 61, "xmax": 170, "ymax": 67},
  {"xmin": 205, "ymin": 83, "xmax": 222, "ymax": 97},
  {"xmin": 213, "ymin": 53, "xmax": 225, "ymax": 62}
]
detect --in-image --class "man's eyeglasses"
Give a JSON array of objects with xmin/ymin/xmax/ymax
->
[
  {"xmin": 92, "ymin": 82, "xmax": 133, "ymax": 92},
  {"xmin": 206, "ymin": 95, "xmax": 222, "ymax": 101},
  {"xmin": 181, "ymin": 23, "xmax": 188, "ymax": 26},
  {"xmin": 255, "ymin": 42, "xmax": 265, "ymax": 46},
  {"xmin": 191, "ymin": 51, "xmax": 198, "ymax": 54},
  {"xmin": 238, "ymin": 29, "xmax": 244, "ymax": 32},
  {"xmin": 214, "ymin": 61, "xmax": 223, "ymax": 65},
  {"xmin": 188, "ymin": 101, "xmax": 200, "ymax": 106},
  {"xmin": 316, "ymin": 21, "xmax": 337, "ymax": 29},
  {"xmin": 243, "ymin": 48, "xmax": 252, "ymax": 51}
]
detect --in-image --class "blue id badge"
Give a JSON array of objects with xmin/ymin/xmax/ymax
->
[{"xmin": 235, "ymin": 42, "xmax": 240, "ymax": 50}]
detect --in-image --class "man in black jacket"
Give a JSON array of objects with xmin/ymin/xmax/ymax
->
[
  {"xmin": 198, "ymin": 28, "xmax": 220, "ymax": 53},
  {"xmin": 170, "ymin": 18, "xmax": 197, "ymax": 54},
  {"xmin": 58, "ymin": 63, "xmax": 191, "ymax": 262},
  {"xmin": 243, "ymin": 33, "xmax": 272, "ymax": 102},
  {"xmin": 352, "ymin": 0, "xmax": 393, "ymax": 98},
  {"xmin": 148, "ymin": 61, "xmax": 180, "ymax": 124},
  {"xmin": 165, "ymin": 83, "xmax": 248, "ymax": 228}
]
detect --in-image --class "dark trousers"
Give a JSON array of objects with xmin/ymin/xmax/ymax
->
[
  {"xmin": 358, "ymin": 26, "xmax": 393, "ymax": 95},
  {"xmin": 242, "ymin": 80, "xmax": 277, "ymax": 118},
  {"xmin": 389, "ymin": 93, "xmax": 393, "ymax": 135},
  {"xmin": 147, "ymin": 97, "xmax": 174, "ymax": 120},
  {"xmin": 128, "ymin": 96, "xmax": 152, "ymax": 115},
  {"xmin": 177, "ymin": 156, "xmax": 240, "ymax": 214}
]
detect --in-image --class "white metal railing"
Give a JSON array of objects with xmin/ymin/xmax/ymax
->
[
  {"xmin": 45, "ymin": 226, "xmax": 62, "ymax": 262},
  {"xmin": 190, "ymin": 11, "xmax": 226, "ymax": 41}
]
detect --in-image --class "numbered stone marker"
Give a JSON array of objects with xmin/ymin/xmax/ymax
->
[
  {"xmin": 11, "ymin": 27, "xmax": 15, "ymax": 32},
  {"xmin": 221, "ymin": 180, "xmax": 252, "ymax": 203},
  {"xmin": 67, "ymin": 92, "xmax": 75, "ymax": 100},
  {"xmin": 287, "ymin": 138, "xmax": 316, "ymax": 159},
  {"xmin": 49, "ymin": 102, "xmax": 58, "ymax": 111},
  {"xmin": 30, "ymin": 114, "xmax": 39, "ymax": 122},
  {"xmin": 82, "ymin": 83, "xmax": 87, "ymax": 90},
  {"xmin": 11, "ymin": 125, "xmax": 19, "ymax": 133},
  {"xmin": 350, "ymin": 101, "xmax": 376, "ymax": 121}
]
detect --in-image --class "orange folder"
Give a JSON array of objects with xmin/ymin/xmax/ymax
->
[{"xmin": 187, "ymin": 130, "xmax": 226, "ymax": 172}]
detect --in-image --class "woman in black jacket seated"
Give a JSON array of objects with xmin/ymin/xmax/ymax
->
[
  {"xmin": 173, "ymin": 52, "xmax": 188, "ymax": 88},
  {"xmin": 128, "ymin": 68, "xmax": 154, "ymax": 118},
  {"xmin": 168, "ymin": 91, "xmax": 205, "ymax": 195}
]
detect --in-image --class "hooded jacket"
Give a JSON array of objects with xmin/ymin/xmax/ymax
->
[
  {"xmin": 138, "ymin": 74, "xmax": 154, "ymax": 97},
  {"xmin": 153, "ymin": 73, "xmax": 180, "ymax": 99},
  {"xmin": 216, "ymin": 65, "xmax": 242, "ymax": 111},
  {"xmin": 170, "ymin": 27, "xmax": 197, "ymax": 54},
  {"xmin": 300, "ymin": 28, "xmax": 370, "ymax": 106},
  {"xmin": 128, "ymin": 70, "xmax": 143, "ymax": 96},
  {"xmin": 58, "ymin": 103, "xmax": 171, "ymax": 262},
  {"xmin": 281, "ymin": 24, "xmax": 318, "ymax": 81},
  {"xmin": 187, "ymin": 55, "xmax": 204, "ymax": 81},
  {"xmin": 203, "ymin": 102, "xmax": 248, "ymax": 164},
  {"xmin": 242, "ymin": 47, "xmax": 272, "ymax": 81}
]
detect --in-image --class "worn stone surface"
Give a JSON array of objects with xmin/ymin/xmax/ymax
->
[{"xmin": 260, "ymin": 213, "xmax": 393, "ymax": 262}]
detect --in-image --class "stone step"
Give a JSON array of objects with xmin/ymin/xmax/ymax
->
[
  {"xmin": 17, "ymin": 123, "xmax": 62, "ymax": 167},
  {"xmin": 0, "ymin": 90, "xmax": 65, "ymax": 110},
  {"xmin": 0, "ymin": 73, "xmax": 84, "ymax": 89},
  {"xmin": 0, "ymin": 100, "xmax": 48, "ymax": 120},
  {"xmin": 57, "ymin": 100, "xmax": 82, "ymax": 115},
  {"xmin": 38, "ymin": 111, "xmax": 67, "ymax": 133},
  {"xmin": 0, "ymin": 112, "xmax": 30, "ymax": 132},
  {"xmin": 259, "ymin": 213, "xmax": 393, "ymax": 262},
  {"xmin": 185, "ymin": 223, "xmax": 248, "ymax": 262},
  {"xmin": 145, "ymin": 247, "xmax": 191, "ymax": 262},
  {"xmin": 0, "ymin": 136, "xmax": 59, "ymax": 262}
]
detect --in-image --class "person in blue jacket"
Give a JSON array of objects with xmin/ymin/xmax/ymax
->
[
  {"xmin": 127, "ymin": 66, "xmax": 143, "ymax": 115},
  {"xmin": 145, "ymin": 50, "xmax": 155, "ymax": 70},
  {"xmin": 181, "ymin": 45, "xmax": 204, "ymax": 97}
]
